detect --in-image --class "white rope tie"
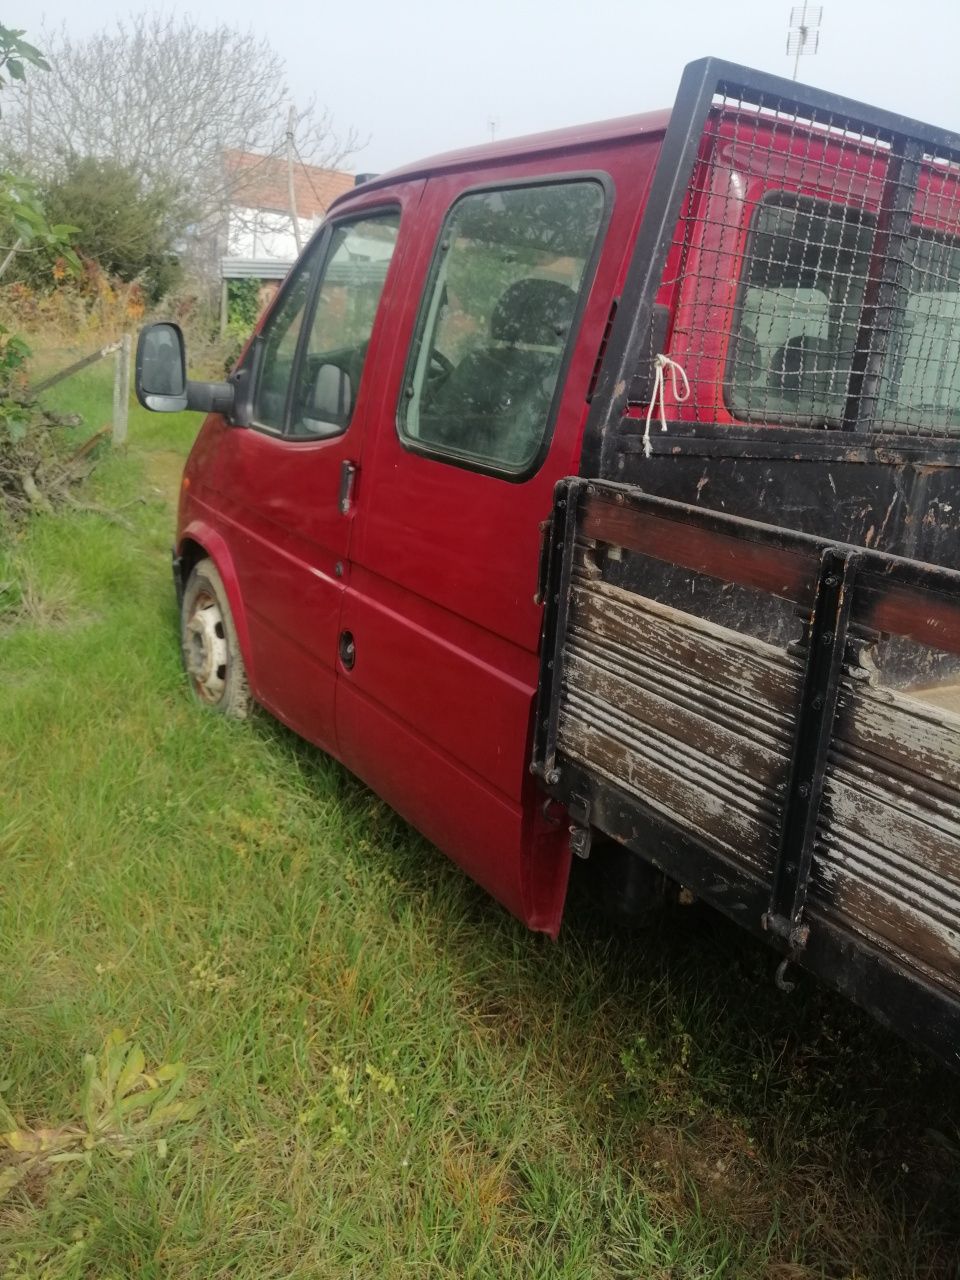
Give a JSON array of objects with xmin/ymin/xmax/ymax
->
[{"xmin": 643, "ymin": 354, "xmax": 690, "ymax": 458}]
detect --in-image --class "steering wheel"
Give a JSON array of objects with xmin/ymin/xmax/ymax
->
[{"xmin": 428, "ymin": 350, "xmax": 454, "ymax": 383}]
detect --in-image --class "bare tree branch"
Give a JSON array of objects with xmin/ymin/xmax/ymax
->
[{"xmin": 0, "ymin": 15, "xmax": 362, "ymax": 283}]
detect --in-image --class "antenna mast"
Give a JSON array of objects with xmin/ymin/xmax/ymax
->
[{"xmin": 786, "ymin": 3, "xmax": 823, "ymax": 81}]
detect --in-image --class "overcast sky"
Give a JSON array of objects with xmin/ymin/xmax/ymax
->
[{"xmin": 30, "ymin": 0, "xmax": 960, "ymax": 174}]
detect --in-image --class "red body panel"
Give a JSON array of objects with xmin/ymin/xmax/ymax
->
[{"xmin": 648, "ymin": 118, "xmax": 960, "ymax": 424}]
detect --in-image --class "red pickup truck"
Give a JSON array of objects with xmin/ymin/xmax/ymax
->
[{"xmin": 137, "ymin": 59, "xmax": 960, "ymax": 1069}]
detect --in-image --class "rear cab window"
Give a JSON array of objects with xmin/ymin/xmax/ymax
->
[
  {"xmin": 657, "ymin": 110, "xmax": 960, "ymax": 439},
  {"xmin": 725, "ymin": 194, "xmax": 874, "ymax": 426},
  {"xmin": 724, "ymin": 194, "xmax": 960, "ymax": 433},
  {"xmin": 874, "ymin": 231, "xmax": 960, "ymax": 430}
]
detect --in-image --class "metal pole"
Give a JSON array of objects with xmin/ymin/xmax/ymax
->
[
  {"xmin": 286, "ymin": 105, "xmax": 303, "ymax": 254},
  {"xmin": 112, "ymin": 333, "xmax": 131, "ymax": 446}
]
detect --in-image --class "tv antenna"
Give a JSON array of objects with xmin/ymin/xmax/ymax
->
[{"xmin": 786, "ymin": 2, "xmax": 823, "ymax": 80}]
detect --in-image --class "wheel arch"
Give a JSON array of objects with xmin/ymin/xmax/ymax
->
[{"xmin": 177, "ymin": 522, "xmax": 257, "ymax": 691}]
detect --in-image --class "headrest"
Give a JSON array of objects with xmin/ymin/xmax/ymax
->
[{"xmin": 490, "ymin": 278, "xmax": 578, "ymax": 346}]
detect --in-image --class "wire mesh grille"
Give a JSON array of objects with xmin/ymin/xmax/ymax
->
[{"xmin": 650, "ymin": 86, "xmax": 960, "ymax": 439}]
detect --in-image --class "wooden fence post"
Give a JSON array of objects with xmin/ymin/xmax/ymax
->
[{"xmin": 112, "ymin": 333, "xmax": 132, "ymax": 446}]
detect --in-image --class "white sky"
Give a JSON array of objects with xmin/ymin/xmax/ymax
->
[{"xmin": 30, "ymin": 0, "xmax": 960, "ymax": 174}]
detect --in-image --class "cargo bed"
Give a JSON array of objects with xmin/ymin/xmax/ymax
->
[{"xmin": 533, "ymin": 480, "xmax": 960, "ymax": 1068}]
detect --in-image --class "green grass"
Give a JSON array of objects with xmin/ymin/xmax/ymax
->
[{"xmin": 1, "ymin": 363, "xmax": 958, "ymax": 1278}]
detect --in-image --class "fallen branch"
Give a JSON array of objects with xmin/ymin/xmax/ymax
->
[
  {"xmin": 30, "ymin": 342, "xmax": 122, "ymax": 395},
  {"xmin": 67, "ymin": 426, "xmax": 110, "ymax": 465},
  {"xmin": 19, "ymin": 471, "xmax": 53, "ymax": 515},
  {"xmin": 61, "ymin": 491, "xmax": 134, "ymax": 530}
]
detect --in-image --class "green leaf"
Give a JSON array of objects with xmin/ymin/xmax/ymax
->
[
  {"xmin": 148, "ymin": 1101, "xmax": 188, "ymax": 1127},
  {"xmin": 102, "ymin": 1029, "xmax": 128, "ymax": 1099},
  {"xmin": 154, "ymin": 1062, "xmax": 185, "ymax": 1083},
  {"xmin": 80, "ymin": 1053, "xmax": 98, "ymax": 1134},
  {"xmin": 62, "ymin": 1160, "xmax": 91, "ymax": 1199},
  {"xmin": 3, "ymin": 1128, "xmax": 39, "ymax": 1153},
  {"xmin": 115, "ymin": 1044, "xmax": 146, "ymax": 1101},
  {"xmin": 0, "ymin": 1166, "xmax": 24, "ymax": 1201},
  {"xmin": 117, "ymin": 1085, "xmax": 165, "ymax": 1118},
  {"xmin": 7, "ymin": 59, "xmax": 23, "ymax": 81}
]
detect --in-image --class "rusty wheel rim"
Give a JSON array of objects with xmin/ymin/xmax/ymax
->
[{"xmin": 184, "ymin": 588, "xmax": 228, "ymax": 704}]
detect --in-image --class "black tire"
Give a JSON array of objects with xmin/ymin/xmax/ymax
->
[{"xmin": 180, "ymin": 557, "xmax": 251, "ymax": 719}]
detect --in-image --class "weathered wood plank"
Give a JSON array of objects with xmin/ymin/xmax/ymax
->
[
  {"xmin": 564, "ymin": 648, "xmax": 792, "ymax": 788},
  {"xmin": 812, "ymin": 851, "xmax": 960, "ymax": 992},
  {"xmin": 823, "ymin": 774, "xmax": 960, "ymax": 887},
  {"xmin": 836, "ymin": 680, "xmax": 960, "ymax": 792},
  {"xmin": 580, "ymin": 495, "xmax": 818, "ymax": 603},
  {"xmin": 558, "ymin": 709, "xmax": 779, "ymax": 874},
  {"xmin": 569, "ymin": 579, "xmax": 802, "ymax": 716}
]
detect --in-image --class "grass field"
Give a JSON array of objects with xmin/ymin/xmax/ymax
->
[{"xmin": 1, "ymin": 360, "xmax": 958, "ymax": 1278}]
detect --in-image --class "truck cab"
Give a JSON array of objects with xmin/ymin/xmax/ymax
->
[{"xmin": 139, "ymin": 110, "xmax": 669, "ymax": 931}]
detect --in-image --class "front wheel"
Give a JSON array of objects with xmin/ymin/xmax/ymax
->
[{"xmin": 180, "ymin": 557, "xmax": 251, "ymax": 719}]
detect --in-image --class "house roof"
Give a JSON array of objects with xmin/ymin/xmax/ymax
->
[
  {"xmin": 224, "ymin": 148, "xmax": 355, "ymax": 219},
  {"xmin": 221, "ymin": 257, "xmax": 294, "ymax": 280}
]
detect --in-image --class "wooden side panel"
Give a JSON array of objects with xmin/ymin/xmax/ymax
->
[
  {"xmin": 557, "ymin": 570, "xmax": 802, "ymax": 876},
  {"xmin": 812, "ymin": 678, "xmax": 960, "ymax": 993}
]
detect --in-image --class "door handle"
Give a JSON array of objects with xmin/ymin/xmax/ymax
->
[{"xmin": 339, "ymin": 460, "xmax": 357, "ymax": 514}]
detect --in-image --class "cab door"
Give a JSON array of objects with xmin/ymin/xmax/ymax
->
[
  {"xmin": 210, "ymin": 189, "xmax": 419, "ymax": 751},
  {"xmin": 336, "ymin": 167, "xmax": 617, "ymax": 926}
]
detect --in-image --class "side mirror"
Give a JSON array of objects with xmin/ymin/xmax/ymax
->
[
  {"xmin": 135, "ymin": 322, "xmax": 236, "ymax": 418},
  {"xmin": 301, "ymin": 363, "xmax": 353, "ymax": 436},
  {"xmin": 136, "ymin": 322, "xmax": 188, "ymax": 411}
]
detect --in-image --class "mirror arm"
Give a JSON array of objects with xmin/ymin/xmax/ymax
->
[{"xmin": 185, "ymin": 380, "xmax": 235, "ymax": 416}]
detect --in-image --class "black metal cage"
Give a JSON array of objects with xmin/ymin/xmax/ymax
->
[{"xmin": 582, "ymin": 58, "xmax": 960, "ymax": 477}]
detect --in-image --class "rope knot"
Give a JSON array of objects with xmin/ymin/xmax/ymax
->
[{"xmin": 642, "ymin": 354, "xmax": 690, "ymax": 458}]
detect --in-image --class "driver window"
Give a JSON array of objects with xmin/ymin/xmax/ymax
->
[
  {"xmin": 252, "ymin": 241, "xmax": 322, "ymax": 431},
  {"xmin": 288, "ymin": 211, "xmax": 400, "ymax": 438}
]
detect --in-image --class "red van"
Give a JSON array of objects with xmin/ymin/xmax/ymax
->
[{"xmin": 137, "ymin": 59, "xmax": 960, "ymax": 1068}]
